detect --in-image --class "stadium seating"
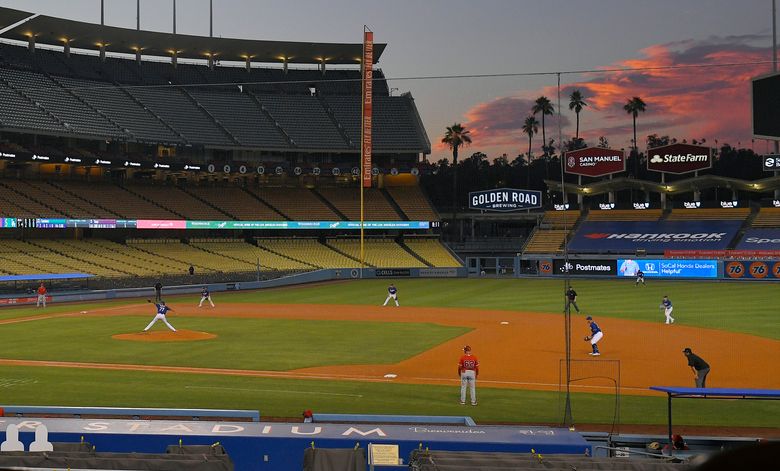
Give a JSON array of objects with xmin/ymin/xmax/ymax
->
[
  {"xmin": 127, "ymin": 239, "xmax": 249, "ymax": 273},
  {"xmin": 49, "ymin": 181, "xmax": 179, "ymax": 219},
  {"xmin": 248, "ymin": 187, "xmax": 338, "ymax": 220},
  {"xmin": 586, "ymin": 209, "xmax": 663, "ymax": 221},
  {"xmin": 752, "ymin": 207, "xmax": 780, "ymax": 227},
  {"xmin": 385, "ymin": 186, "xmax": 439, "ymax": 221},
  {"xmin": 255, "ymin": 238, "xmax": 357, "ymax": 268},
  {"xmin": 185, "ymin": 186, "xmax": 285, "ymax": 220},
  {"xmin": 0, "ymin": 180, "xmax": 65, "ymax": 217},
  {"xmin": 123, "ymin": 184, "xmax": 228, "ymax": 220},
  {"xmin": 522, "ymin": 229, "xmax": 569, "ymax": 254},
  {"xmin": 256, "ymin": 94, "xmax": 347, "ymax": 149},
  {"xmin": 327, "ymin": 238, "xmax": 426, "ymax": 268},
  {"xmin": 403, "ymin": 238, "xmax": 461, "ymax": 266},
  {"xmin": 318, "ymin": 188, "xmax": 401, "ymax": 221},
  {"xmin": 252, "ymin": 239, "xmax": 320, "ymax": 270},
  {"xmin": 188, "ymin": 239, "xmax": 275, "ymax": 270},
  {"xmin": 667, "ymin": 208, "xmax": 750, "ymax": 220},
  {"xmin": 540, "ymin": 211, "xmax": 580, "ymax": 229}
]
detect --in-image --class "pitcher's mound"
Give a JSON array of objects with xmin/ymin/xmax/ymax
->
[{"xmin": 113, "ymin": 330, "xmax": 216, "ymax": 342}]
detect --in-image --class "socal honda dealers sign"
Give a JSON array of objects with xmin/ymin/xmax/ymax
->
[
  {"xmin": 565, "ymin": 147, "xmax": 625, "ymax": 177},
  {"xmin": 469, "ymin": 188, "xmax": 542, "ymax": 211},
  {"xmin": 647, "ymin": 143, "xmax": 711, "ymax": 174},
  {"xmin": 568, "ymin": 221, "xmax": 742, "ymax": 252}
]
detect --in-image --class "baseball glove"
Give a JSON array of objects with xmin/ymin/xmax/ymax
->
[
  {"xmin": 659, "ymin": 304, "xmax": 664, "ymax": 309},
  {"xmin": 584, "ymin": 336, "xmax": 591, "ymax": 341},
  {"xmin": 147, "ymin": 299, "xmax": 153, "ymax": 303}
]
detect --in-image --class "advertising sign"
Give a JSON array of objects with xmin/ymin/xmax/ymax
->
[
  {"xmin": 468, "ymin": 188, "xmax": 542, "ymax": 212},
  {"xmin": 646, "ymin": 143, "xmax": 711, "ymax": 174},
  {"xmin": 762, "ymin": 155, "xmax": 780, "ymax": 171},
  {"xmin": 752, "ymin": 72, "xmax": 780, "ymax": 139},
  {"xmin": 734, "ymin": 229, "xmax": 780, "ymax": 250},
  {"xmin": 569, "ymin": 221, "xmax": 741, "ymax": 252},
  {"xmin": 724, "ymin": 260, "xmax": 780, "ymax": 279},
  {"xmin": 375, "ymin": 268, "xmax": 411, "ymax": 277},
  {"xmin": 564, "ymin": 147, "xmax": 625, "ymax": 177},
  {"xmin": 361, "ymin": 30, "xmax": 374, "ymax": 188},
  {"xmin": 618, "ymin": 259, "xmax": 718, "ymax": 278},
  {"xmin": 552, "ymin": 259, "xmax": 617, "ymax": 276}
]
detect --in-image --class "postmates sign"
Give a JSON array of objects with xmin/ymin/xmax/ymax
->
[
  {"xmin": 647, "ymin": 143, "xmax": 711, "ymax": 174},
  {"xmin": 564, "ymin": 147, "xmax": 625, "ymax": 177},
  {"xmin": 469, "ymin": 188, "xmax": 542, "ymax": 212}
]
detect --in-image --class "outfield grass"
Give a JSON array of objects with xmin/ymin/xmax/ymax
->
[
  {"xmin": 0, "ymin": 365, "xmax": 776, "ymax": 428},
  {"xmin": 0, "ymin": 316, "xmax": 468, "ymax": 370},
  {"xmin": 222, "ymin": 278, "xmax": 780, "ymax": 339}
]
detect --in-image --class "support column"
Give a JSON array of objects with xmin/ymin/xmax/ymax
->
[
  {"xmin": 63, "ymin": 40, "xmax": 70, "ymax": 58},
  {"xmin": 135, "ymin": 49, "xmax": 142, "ymax": 64},
  {"xmin": 99, "ymin": 44, "xmax": 106, "ymax": 62},
  {"xmin": 28, "ymin": 35, "xmax": 35, "ymax": 53},
  {"xmin": 660, "ymin": 173, "xmax": 667, "ymax": 209},
  {"xmin": 320, "ymin": 58, "xmax": 326, "ymax": 75},
  {"xmin": 282, "ymin": 57, "xmax": 288, "ymax": 74},
  {"xmin": 245, "ymin": 56, "xmax": 251, "ymax": 73},
  {"xmin": 207, "ymin": 54, "xmax": 214, "ymax": 70},
  {"xmin": 171, "ymin": 50, "xmax": 177, "ymax": 68},
  {"xmin": 608, "ymin": 191, "xmax": 615, "ymax": 203},
  {"xmin": 577, "ymin": 175, "xmax": 583, "ymax": 206},
  {"xmin": 693, "ymin": 189, "xmax": 701, "ymax": 202}
]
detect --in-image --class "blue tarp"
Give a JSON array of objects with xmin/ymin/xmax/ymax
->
[
  {"xmin": 0, "ymin": 273, "xmax": 93, "ymax": 282},
  {"xmin": 569, "ymin": 221, "xmax": 742, "ymax": 253},
  {"xmin": 650, "ymin": 386, "xmax": 780, "ymax": 398},
  {"xmin": 734, "ymin": 228, "xmax": 780, "ymax": 250}
]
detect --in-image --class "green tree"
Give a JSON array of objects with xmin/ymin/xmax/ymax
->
[
  {"xmin": 568, "ymin": 90, "xmax": 587, "ymax": 140},
  {"xmin": 441, "ymin": 123, "xmax": 472, "ymax": 217},
  {"xmin": 624, "ymin": 96, "xmax": 647, "ymax": 174},
  {"xmin": 522, "ymin": 116, "xmax": 540, "ymax": 188},
  {"xmin": 532, "ymin": 96, "xmax": 554, "ymax": 156}
]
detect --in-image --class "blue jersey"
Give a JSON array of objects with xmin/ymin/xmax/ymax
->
[
  {"xmin": 662, "ymin": 299, "xmax": 672, "ymax": 308},
  {"xmin": 388, "ymin": 286, "xmax": 397, "ymax": 295},
  {"xmin": 202, "ymin": 288, "xmax": 210, "ymax": 297},
  {"xmin": 589, "ymin": 321, "xmax": 602, "ymax": 335},
  {"xmin": 637, "ymin": 271, "xmax": 644, "ymax": 278},
  {"xmin": 155, "ymin": 304, "xmax": 170, "ymax": 315}
]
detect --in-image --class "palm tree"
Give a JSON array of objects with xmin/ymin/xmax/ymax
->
[
  {"xmin": 624, "ymin": 96, "xmax": 647, "ymax": 175},
  {"xmin": 568, "ymin": 90, "xmax": 587, "ymax": 141},
  {"xmin": 532, "ymin": 96, "xmax": 554, "ymax": 155},
  {"xmin": 521, "ymin": 116, "xmax": 539, "ymax": 188},
  {"xmin": 441, "ymin": 123, "xmax": 472, "ymax": 218}
]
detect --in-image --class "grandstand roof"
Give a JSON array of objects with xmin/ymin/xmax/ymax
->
[
  {"xmin": 545, "ymin": 174, "xmax": 780, "ymax": 196},
  {"xmin": 0, "ymin": 6, "xmax": 385, "ymax": 65}
]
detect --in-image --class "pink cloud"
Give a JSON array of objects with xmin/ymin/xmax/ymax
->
[{"xmin": 443, "ymin": 35, "xmax": 773, "ymax": 158}]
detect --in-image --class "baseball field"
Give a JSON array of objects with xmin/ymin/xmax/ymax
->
[{"xmin": 0, "ymin": 278, "xmax": 778, "ymax": 434}]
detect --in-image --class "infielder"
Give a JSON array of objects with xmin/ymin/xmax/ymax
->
[
  {"xmin": 383, "ymin": 284, "xmax": 399, "ymax": 306},
  {"xmin": 143, "ymin": 300, "xmax": 176, "ymax": 332},
  {"xmin": 36, "ymin": 283, "xmax": 47, "ymax": 308},
  {"xmin": 660, "ymin": 295, "xmax": 675, "ymax": 324},
  {"xmin": 584, "ymin": 316, "xmax": 603, "ymax": 356},
  {"xmin": 198, "ymin": 286, "xmax": 215, "ymax": 308},
  {"xmin": 457, "ymin": 345, "xmax": 479, "ymax": 405},
  {"xmin": 635, "ymin": 269, "xmax": 646, "ymax": 286}
]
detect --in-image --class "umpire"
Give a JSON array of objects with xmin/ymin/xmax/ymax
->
[
  {"xmin": 683, "ymin": 348, "xmax": 710, "ymax": 388},
  {"xmin": 154, "ymin": 282, "xmax": 163, "ymax": 303},
  {"xmin": 565, "ymin": 286, "xmax": 580, "ymax": 313}
]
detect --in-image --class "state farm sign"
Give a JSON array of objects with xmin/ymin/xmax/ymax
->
[
  {"xmin": 647, "ymin": 143, "xmax": 711, "ymax": 174},
  {"xmin": 564, "ymin": 147, "xmax": 625, "ymax": 177}
]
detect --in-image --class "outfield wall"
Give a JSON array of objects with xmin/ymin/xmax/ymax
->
[{"xmin": 0, "ymin": 267, "xmax": 468, "ymax": 307}]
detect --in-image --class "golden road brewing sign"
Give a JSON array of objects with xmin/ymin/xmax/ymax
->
[{"xmin": 469, "ymin": 188, "xmax": 542, "ymax": 212}]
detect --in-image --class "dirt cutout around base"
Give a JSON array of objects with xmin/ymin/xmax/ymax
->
[{"xmin": 113, "ymin": 330, "xmax": 216, "ymax": 342}]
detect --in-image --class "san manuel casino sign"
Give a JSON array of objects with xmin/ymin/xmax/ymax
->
[
  {"xmin": 564, "ymin": 147, "xmax": 625, "ymax": 177},
  {"xmin": 647, "ymin": 143, "xmax": 711, "ymax": 174},
  {"xmin": 469, "ymin": 188, "xmax": 542, "ymax": 212}
]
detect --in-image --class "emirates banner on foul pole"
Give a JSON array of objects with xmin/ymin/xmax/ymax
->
[{"xmin": 361, "ymin": 31, "xmax": 374, "ymax": 188}]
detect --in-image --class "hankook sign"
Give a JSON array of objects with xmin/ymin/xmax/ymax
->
[
  {"xmin": 469, "ymin": 188, "xmax": 542, "ymax": 211},
  {"xmin": 647, "ymin": 143, "xmax": 711, "ymax": 174},
  {"xmin": 564, "ymin": 147, "xmax": 625, "ymax": 177}
]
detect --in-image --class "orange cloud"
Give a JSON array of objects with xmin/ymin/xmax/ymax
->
[{"xmin": 448, "ymin": 35, "xmax": 773, "ymax": 158}]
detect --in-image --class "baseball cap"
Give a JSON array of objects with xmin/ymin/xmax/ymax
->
[
  {"xmin": 463, "ymin": 345, "xmax": 471, "ymax": 352},
  {"xmin": 586, "ymin": 316, "xmax": 593, "ymax": 320},
  {"xmin": 683, "ymin": 347, "xmax": 692, "ymax": 353}
]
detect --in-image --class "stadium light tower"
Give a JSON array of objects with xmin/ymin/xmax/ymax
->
[
  {"xmin": 210, "ymin": 0, "xmax": 213, "ymax": 37},
  {"xmin": 100, "ymin": 0, "xmax": 104, "ymax": 25},
  {"xmin": 173, "ymin": 0, "xmax": 177, "ymax": 34},
  {"xmin": 137, "ymin": 0, "xmax": 140, "ymax": 30}
]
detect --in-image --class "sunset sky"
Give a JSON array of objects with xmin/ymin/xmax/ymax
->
[{"xmin": 2, "ymin": 0, "xmax": 777, "ymax": 160}]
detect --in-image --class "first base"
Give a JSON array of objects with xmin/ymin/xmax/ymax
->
[
  {"xmin": 383, "ymin": 374, "xmax": 397, "ymax": 378},
  {"xmin": 500, "ymin": 321, "xmax": 509, "ymax": 325},
  {"xmin": 80, "ymin": 311, "xmax": 87, "ymax": 314}
]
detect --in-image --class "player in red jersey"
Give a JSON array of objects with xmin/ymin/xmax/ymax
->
[{"xmin": 457, "ymin": 345, "xmax": 479, "ymax": 406}]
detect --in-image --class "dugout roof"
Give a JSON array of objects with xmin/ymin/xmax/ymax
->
[{"xmin": 0, "ymin": 6, "xmax": 385, "ymax": 65}]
